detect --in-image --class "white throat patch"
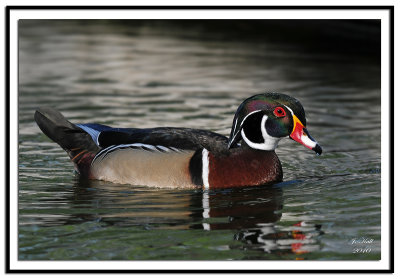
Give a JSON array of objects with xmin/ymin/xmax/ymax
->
[{"xmin": 241, "ymin": 115, "xmax": 281, "ymax": 151}]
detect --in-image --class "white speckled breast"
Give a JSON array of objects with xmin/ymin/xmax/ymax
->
[{"xmin": 91, "ymin": 148, "xmax": 197, "ymax": 189}]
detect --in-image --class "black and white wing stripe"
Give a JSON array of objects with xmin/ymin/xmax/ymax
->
[{"xmin": 91, "ymin": 143, "xmax": 186, "ymax": 166}]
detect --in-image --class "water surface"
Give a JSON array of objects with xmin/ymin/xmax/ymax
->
[{"xmin": 18, "ymin": 20, "xmax": 381, "ymax": 261}]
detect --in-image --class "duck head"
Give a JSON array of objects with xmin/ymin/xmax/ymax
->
[{"xmin": 228, "ymin": 93, "xmax": 322, "ymax": 155}]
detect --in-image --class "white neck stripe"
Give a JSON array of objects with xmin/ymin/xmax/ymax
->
[{"xmin": 202, "ymin": 149, "xmax": 210, "ymax": 189}]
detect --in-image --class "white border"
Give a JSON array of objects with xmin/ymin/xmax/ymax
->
[{"xmin": 7, "ymin": 7, "xmax": 391, "ymax": 272}]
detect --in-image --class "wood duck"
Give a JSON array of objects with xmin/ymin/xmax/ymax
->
[{"xmin": 34, "ymin": 93, "xmax": 322, "ymax": 189}]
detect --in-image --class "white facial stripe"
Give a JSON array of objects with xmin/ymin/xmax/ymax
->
[
  {"xmin": 284, "ymin": 104, "xmax": 308, "ymax": 128},
  {"xmin": 284, "ymin": 104, "xmax": 314, "ymax": 146},
  {"xmin": 240, "ymin": 110, "xmax": 262, "ymax": 127},
  {"xmin": 202, "ymin": 148, "xmax": 210, "ymax": 189},
  {"xmin": 241, "ymin": 115, "xmax": 281, "ymax": 151},
  {"xmin": 283, "ymin": 105, "xmax": 294, "ymax": 117}
]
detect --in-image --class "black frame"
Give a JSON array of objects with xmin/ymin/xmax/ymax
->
[{"xmin": 5, "ymin": 5, "xmax": 394, "ymax": 274}]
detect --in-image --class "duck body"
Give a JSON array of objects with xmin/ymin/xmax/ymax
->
[
  {"xmin": 88, "ymin": 134, "xmax": 282, "ymax": 189},
  {"xmin": 35, "ymin": 93, "xmax": 321, "ymax": 189}
]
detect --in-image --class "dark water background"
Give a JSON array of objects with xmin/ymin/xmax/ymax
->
[{"xmin": 18, "ymin": 20, "xmax": 381, "ymax": 260}]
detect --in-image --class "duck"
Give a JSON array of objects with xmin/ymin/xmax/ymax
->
[{"xmin": 34, "ymin": 93, "xmax": 322, "ymax": 189}]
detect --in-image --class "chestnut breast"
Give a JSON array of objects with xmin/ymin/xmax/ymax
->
[{"xmin": 208, "ymin": 148, "xmax": 282, "ymax": 189}]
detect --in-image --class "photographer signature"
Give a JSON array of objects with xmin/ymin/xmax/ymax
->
[{"xmin": 349, "ymin": 237, "xmax": 374, "ymax": 253}]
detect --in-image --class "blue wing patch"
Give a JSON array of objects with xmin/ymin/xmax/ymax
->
[
  {"xmin": 76, "ymin": 123, "xmax": 138, "ymax": 147},
  {"xmin": 76, "ymin": 123, "xmax": 111, "ymax": 146}
]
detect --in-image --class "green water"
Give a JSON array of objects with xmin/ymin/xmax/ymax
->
[{"xmin": 18, "ymin": 20, "xmax": 381, "ymax": 261}]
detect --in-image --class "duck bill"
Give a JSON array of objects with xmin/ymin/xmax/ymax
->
[{"xmin": 290, "ymin": 115, "xmax": 322, "ymax": 155}]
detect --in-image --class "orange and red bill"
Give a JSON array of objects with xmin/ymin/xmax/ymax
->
[{"xmin": 290, "ymin": 114, "xmax": 322, "ymax": 155}]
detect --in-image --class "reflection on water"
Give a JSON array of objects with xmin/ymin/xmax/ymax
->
[
  {"xmin": 18, "ymin": 20, "xmax": 381, "ymax": 260},
  {"xmin": 21, "ymin": 176, "xmax": 323, "ymax": 259}
]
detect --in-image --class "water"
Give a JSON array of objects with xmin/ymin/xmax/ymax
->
[{"xmin": 18, "ymin": 20, "xmax": 381, "ymax": 261}]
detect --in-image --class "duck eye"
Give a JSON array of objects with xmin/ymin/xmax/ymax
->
[{"xmin": 273, "ymin": 107, "xmax": 286, "ymax": 118}]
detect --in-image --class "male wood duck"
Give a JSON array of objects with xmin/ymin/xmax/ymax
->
[{"xmin": 35, "ymin": 93, "xmax": 322, "ymax": 189}]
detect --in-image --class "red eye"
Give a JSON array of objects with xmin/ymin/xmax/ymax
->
[{"xmin": 273, "ymin": 107, "xmax": 286, "ymax": 118}]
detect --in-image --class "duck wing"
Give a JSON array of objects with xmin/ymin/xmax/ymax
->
[{"xmin": 77, "ymin": 124, "xmax": 230, "ymax": 152}]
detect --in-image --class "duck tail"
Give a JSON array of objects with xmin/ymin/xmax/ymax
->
[{"xmin": 34, "ymin": 107, "xmax": 100, "ymax": 176}]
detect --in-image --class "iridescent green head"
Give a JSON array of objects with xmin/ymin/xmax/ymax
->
[{"xmin": 228, "ymin": 93, "xmax": 322, "ymax": 155}]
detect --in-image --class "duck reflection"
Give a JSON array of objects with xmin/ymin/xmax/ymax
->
[
  {"xmin": 69, "ymin": 177, "xmax": 322, "ymax": 257},
  {"xmin": 70, "ymin": 178, "xmax": 283, "ymax": 227},
  {"xmin": 233, "ymin": 221, "xmax": 323, "ymax": 257},
  {"xmin": 190, "ymin": 186, "xmax": 283, "ymax": 230}
]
